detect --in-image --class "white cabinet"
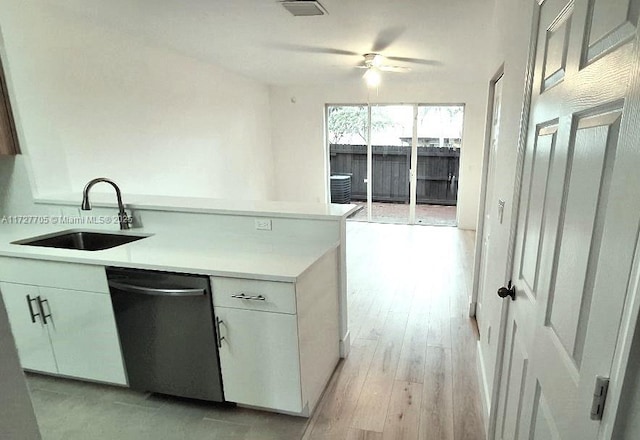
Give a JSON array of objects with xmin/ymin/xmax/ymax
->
[
  {"xmin": 1, "ymin": 283, "xmax": 57, "ymax": 373},
  {"xmin": 0, "ymin": 258, "xmax": 127, "ymax": 385},
  {"xmin": 41, "ymin": 287, "xmax": 126, "ymax": 383},
  {"xmin": 215, "ymin": 307, "xmax": 302, "ymax": 412},
  {"xmin": 212, "ymin": 247, "xmax": 340, "ymax": 416}
]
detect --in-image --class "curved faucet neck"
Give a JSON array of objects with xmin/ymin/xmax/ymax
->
[{"xmin": 81, "ymin": 178, "xmax": 130, "ymax": 230}]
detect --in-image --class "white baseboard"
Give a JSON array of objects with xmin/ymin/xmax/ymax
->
[{"xmin": 339, "ymin": 330, "xmax": 350, "ymax": 358}]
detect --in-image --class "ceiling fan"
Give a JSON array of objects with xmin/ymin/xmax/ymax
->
[{"xmin": 271, "ymin": 26, "xmax": 440, "ymax": 87}]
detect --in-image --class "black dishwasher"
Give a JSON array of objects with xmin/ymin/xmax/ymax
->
[{"xmin": 107, "ymin": 267, "xmax": 224, "ymax": 402}]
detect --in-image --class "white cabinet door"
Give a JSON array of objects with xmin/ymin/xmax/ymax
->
[
  {"xmin": 41, "ymin": 287, "xmax": 127, "ymax": 385},
  {"xmin": 0, "ymin": 282, "xmax": 57, "ymax": 373},
  {"xmin": 216, "ymin": 307, "xmax": 302, "ymax": 413}
]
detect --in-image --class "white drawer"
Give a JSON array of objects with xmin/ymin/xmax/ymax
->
[
  {"xmin": 211, "ymin": 277, "xmax": 296, "ymax": 314},
  {"xmin": 0, "ymin": 257, "xmax": 109, "ymax": 293}
]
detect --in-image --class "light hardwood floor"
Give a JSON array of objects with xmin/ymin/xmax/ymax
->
[
  {"xmin": 303, "ymin": 221, "xmax": 484, "ymax": 440},
  {"xmin": 28, "ymin": 221, "xmax": 484, "ymax": 440}
]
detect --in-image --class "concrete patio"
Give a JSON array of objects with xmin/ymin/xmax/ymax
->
[{"xmin": 348, "ymin": 202, "xmax": 457, "ymax": 226}]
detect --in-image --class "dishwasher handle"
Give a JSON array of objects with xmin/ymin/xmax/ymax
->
[{"xmin": 108, "ymin": 280, "xmax": 206, "ymax": 297}]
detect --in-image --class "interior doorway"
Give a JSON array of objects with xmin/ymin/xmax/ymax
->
[{"xmin": 327, "ymin": 104, "xmax": 464, "ymax": 226}]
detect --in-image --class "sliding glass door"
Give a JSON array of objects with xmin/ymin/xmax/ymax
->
[
  {"xmin": 327, "ymin": 104, "xmax": 463, "ymax": 226},
  {"xmin": 368, "ymin": 105, "xmax": 414, "ymax": 224},
  {"xmin": 415, "ymin": 105, "xmax": 463, "ymax": 226}
]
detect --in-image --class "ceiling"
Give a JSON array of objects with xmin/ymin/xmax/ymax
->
[{"xmin": 50, "ymin": 0, "xmax": 496, "ymax": 85}]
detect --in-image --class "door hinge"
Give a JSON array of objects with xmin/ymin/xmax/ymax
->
[{"xmin": 590, "ymin": 376, "xmax": 609, "ymax": 421}]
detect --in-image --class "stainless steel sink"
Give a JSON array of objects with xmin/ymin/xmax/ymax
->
[{"xmin": 13, "ymin": 230, "xmax": 148, "ymax": 251}]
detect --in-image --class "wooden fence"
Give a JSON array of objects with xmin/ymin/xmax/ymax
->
[{"xmin": 329, "ymin": 144, "xmax": 460, "ymax": 205}]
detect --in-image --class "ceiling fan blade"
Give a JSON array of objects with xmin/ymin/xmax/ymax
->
[
  {"xmin": 386, "ymin": 56, "xmax": 442, "ymax": 66},
  {"xmin": 371, "ymin": 26, "xmax": 406, "ymax": 52},
  {"xmin": 271, "ymin": 43, "xmax": 359, "ymax": 56},
  {"xmin": 379, "ymin": 65, "xmax": 411, "ymax": 73}
]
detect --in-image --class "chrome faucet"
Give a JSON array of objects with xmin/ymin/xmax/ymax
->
[{"xmin": 81, "ymin": 178, "xmax": 131, "ymax": 230}]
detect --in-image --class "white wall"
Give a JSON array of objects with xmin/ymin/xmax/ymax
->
[
  {"xmin": 0, "ymin": 158, "xmax": 44, "ymax": 438},
  {"xmin": 0, "ymin": 156, "xmax": 43, "ymax": 216},
  {"xmin": 0, "ymin": 292, "xmax": 41, "ymax": 439},
  {"xmin": 613, "ymin": 319, "xmax": 640, "ymax": 438},
  {"xmin": 0, "ymin": 0, "xmax": 275, "ymax": 201},
  {"xmin": 1, "ymin": 156, "xmax": 52, "ymax": 440},
  {"xmin": 269, "ymin": 80, "xmax": 489, "ymax": 230}
]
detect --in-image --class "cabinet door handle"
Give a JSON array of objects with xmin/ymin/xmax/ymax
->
[
  {"xmin": 231, "ymin": 293, "xmax": 266, "ymax": 301},
  {"xmin": 25, "ymin": 295, "xmax": 40, "ymax": 323},
  {"xmin": 215, "ymin": 317, "xmax": 225, "ymax": 348},
  {"xmin": 36, "ymin": 296, "xmax": 52, "ymax": 324}
]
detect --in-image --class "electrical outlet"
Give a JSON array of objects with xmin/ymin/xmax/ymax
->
[{"xmin": 255, "ymin": 218, "xmax": 272, "ymax": 231}]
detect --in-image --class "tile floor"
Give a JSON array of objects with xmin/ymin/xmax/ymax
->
[{"xmin": 27, "ymin": 373, "xmax": 307, "ymax": 440}]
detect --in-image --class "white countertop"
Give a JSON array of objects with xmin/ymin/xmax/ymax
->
[
  {"xmin": 36, "ymin": 193, "xmax": 359, "ymax": 220},
  {"xmin": 0, "ymin": 224, "xmax": 337, "ymax": 282}
]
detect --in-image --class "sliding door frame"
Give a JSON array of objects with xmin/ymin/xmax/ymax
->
[{"xmin": 325, "ymin": 102, "xmax": 466, "ymax": 225}]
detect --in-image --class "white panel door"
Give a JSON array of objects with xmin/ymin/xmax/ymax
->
[
  {"xmin": 495, "ymin": 0, "xmax": 640, "ymax": 438},
  {"xmin": 477, "ymin": 76, "xmax": 504, "ymax": 347},
  {"xmin": 215, "ymin": 306, "xmax": 302, "ymax": 413},
  {"xmin": 476, "ymin": 74, "xmax": 505, "ymax": 416},
  {"xmin": 41, "ymin": 287, "xmax": 127, "ymax": 385},
  {"xmin": 0, "ymin": 282, "xmax": 57, "ymax": 373}
]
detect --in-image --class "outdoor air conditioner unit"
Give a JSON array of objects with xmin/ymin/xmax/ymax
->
[{"xmin": 330, "ymin": 175, "xmax": 352, "ymax": 204}]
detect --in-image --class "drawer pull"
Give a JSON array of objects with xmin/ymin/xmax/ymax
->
[{"xmin": 231, "ymin": 293, "xmax": 266, "ymax": 301}]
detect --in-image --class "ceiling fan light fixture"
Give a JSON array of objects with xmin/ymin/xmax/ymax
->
[
  {"xmin": 363, "ymin": 68, "xmax": 381, "ymax": 88},
  {"xmin": 363, "ymin": 53, "xmax": 383, "ymax": 68}
]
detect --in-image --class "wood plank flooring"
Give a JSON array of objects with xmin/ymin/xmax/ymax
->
[{"xmin": 304, "ymin": 221, "xmax": 484, "ymax": 440}]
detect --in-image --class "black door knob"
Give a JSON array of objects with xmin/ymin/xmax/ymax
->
[{"xmin": 497, "ymin": 281, "xmax": 516, "ymax": 301}]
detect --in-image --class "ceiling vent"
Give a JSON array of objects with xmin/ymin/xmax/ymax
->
[{"xmin": 281, "ymin": 1, "xmax": 328, "ymax": 17}]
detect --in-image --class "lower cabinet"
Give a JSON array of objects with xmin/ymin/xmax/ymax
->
[
  {"xmin": 1, "ymin": 283, "xmax": 57, "ymax": 373},
  {"xmin": 40, "ymin": 286, "xmax": 126, "ymax": 383},
  {"xmin": 212, "ymin": 247, "xmax": 340, "ymax": 416},
  {"xmin": 0, "ymin": 249, "xmax": 340, "ymax": 416},
  {"xmin": 215, "ymin": 306, "xmax": 303, "ymax": 413},
  {"xmin": 0, "ymin": 281, "xmax": 127, "ymax": 385}
]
